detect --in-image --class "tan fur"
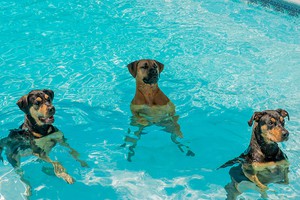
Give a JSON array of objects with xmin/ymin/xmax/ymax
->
[
  {"xmin": 261, "ymin": 125, "xmax": 286, "ymax": 143},
  {"xmin": 12, "ymin": 90, "xmax": 88, "ymax": 192},
  {"xmin": 123, "ymin": 60, "xmax": 194, "ymax": 161},
  {"xmin": 242, "ymin": 160, "xmax": 289, "ymax": 190},
  {"xmin": 131, "ymin": 60, "xmax": 169, "ymax": 106},
  {"xmin": 129, "ymin": 59, "xmax": 182, "ymax": 137},
  {"xmin": 222, "ymin": 109, "xmax": 290, "ymax": 199}
]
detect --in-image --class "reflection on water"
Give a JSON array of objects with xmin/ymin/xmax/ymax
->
[{"xmin": 0, "ymin": 0, "xmax": 299, "ymax": 199}]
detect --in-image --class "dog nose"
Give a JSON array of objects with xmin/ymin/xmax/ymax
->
[
  {"xmin": 48, "ymin": 106, "xmax": 55, "ymax": 114},
  {"xmin": 282, "ymin": 131, "xmax": 289, "ymax": 139},
  {"xmin": 150, "ymin": 68, "xmax": 157, "ymax": 75}
]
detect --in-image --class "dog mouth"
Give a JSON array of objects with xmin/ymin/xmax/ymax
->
[
  {"xmin": 39, "ymin": 115, "xmax": 54, "ymax": 124},
  {"xmin": 143, "ymin": 75, "xmax": 158, "ymax": 84}
]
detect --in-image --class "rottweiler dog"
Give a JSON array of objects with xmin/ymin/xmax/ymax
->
[
  {"xmin": 0, "ymin": 89, "xmax": 87, "ymax": 196},
  {"xmin": 218, "ymin": 109, "xmax": 290, "ymax": 199},
  {"xmin": 122, "ymin": 59, "xmax": 194, "ymax": 161}
]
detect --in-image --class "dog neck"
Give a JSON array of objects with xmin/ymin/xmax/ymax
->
[
  {"xmin": 138, "ymin": 83, "xmax": 159, "ymax": 95},
  {"xmin": 133, "ymin": 83, "xmax": 161, "ymax": 106},
  {"xmin": 21, "ymin": 115, "xmax": 55, "ymax": 138},
  {"xmin": 248, "ymin": 124, "xmax": 285, "ymax": 162}
]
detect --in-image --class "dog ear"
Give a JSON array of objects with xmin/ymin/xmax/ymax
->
[
  {"xmin": 248, "ymin": 112, "xmax": 264, "ymax": 126},
  {"xmin": 43, "ymin": 89, "xmax": 54, "ymax": 101},
  {"xmin": 154, "ymin": 60, "xmax": 164, "ymax": 74},
  {"xmin": 17, "ymin": 95, "xmax": 29, "ymax": 113},
  {"xmin": 276, "ymin": 109, "xmax": 290, "ymax": 121},
  {"xmin": 127, "ymin": 61, "xmax": 138, "ymax": 78}
]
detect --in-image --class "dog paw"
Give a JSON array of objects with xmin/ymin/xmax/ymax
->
[
  {"xmin": 53, "ymin": 162, "xmax": 66, "ymax": 174},
  {"xmin": 259, "ymin": 184, "xmax": 269, "ymax": 192},
  {"xmin": 186, "ymin": 150, "xmax": 195, "ymax": 157},
  {"xmin": 64, "ymin": 174, "xmax": 75, "ymax": 184},
  {"xmin": 24, "ymin": 185, "xmax": 32, "ymax": 197}
]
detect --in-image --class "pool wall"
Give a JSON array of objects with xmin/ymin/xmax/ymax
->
[{"xmin": 249, "ymin": 0, "xmax": 300, "ymax": 14}]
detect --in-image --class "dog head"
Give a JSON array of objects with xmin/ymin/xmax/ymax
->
[
  {"xmin": 248, "ymin": 109, "xmax": 290, "ymax": 143},
  {"xmin": 17, "ymin": 89, "xmax": 55, "ymax": 126},
  {"xmin": 127, "ymin": 59, "xmax": 164, "ymax": 85}
]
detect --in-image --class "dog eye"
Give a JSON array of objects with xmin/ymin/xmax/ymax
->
[
  {"xmin": 34, "ymin": 101, "xmax": 40, "ymax": 105},
  {"xmin": 268, "ymin": 121, "xmax": 274, "ymax": 126}
]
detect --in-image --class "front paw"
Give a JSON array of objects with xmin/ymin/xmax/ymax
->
[
  {"xmin": 52, "ymin": 162, "xmax": 75, "ymax": 184},
  {"xmin": 259, "ymin": 184, "xmax": 269, "ymax": 192},
  {"xmin": 64, "ymin": 174, "xmax": 75, "ymax": 184},
  {"xmin": 186, "ymin": 150, "xmax": 195, "ymax": 157}
]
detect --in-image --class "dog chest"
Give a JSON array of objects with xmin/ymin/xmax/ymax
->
[
  {"xmin": 34, "ymin": 131, "xmax": 64, "ymax": 152},
  {"xmin": 245, "ymin": 160, "xmax": 289, "ymax": 184}
]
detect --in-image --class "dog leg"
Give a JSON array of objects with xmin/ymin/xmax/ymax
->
[
  {"xmin": 283, "ymin": 167, "xmax": 289, "ymax": 184},
  {"xmin": 52, "ymin": 161, "xmax": 75, "ymax": 184},
  {"xmin": 260, "ymin": 190, "xmax": 268, "ymax": 199},
  {"xmin": 161, "ymin": 116, "xmax": 183, "ymax": 138},
  {"xmin": 58, "ymin": 138, "xmax": 89, "ymax": 168},
  {"xmin": 0, "ymin": 138, "xmax": 7, "ymax": 162},
  {"xmin": 122, "ymin": 127, "xmax": 144, "ymax": 162},
  {"xmin": 243, "ymin": 171, "xmax": 268, "ymax": 191},
  {"xmin": 35, "ymin": 153, "xmax": 75, "ymax": 184},
  {"xmin": 14, "ymin": 168, "xmax": 32, "ymax": 198},
  {"xmin": 158, "ymin": 116, "xmax": 195, "ymax": 156},
  {"xmin": 7, "ymin": 153, "xmax": 21, "ymax": 169},
  {"xmin": 171, "ymin": 134, "xmax": 195, "ymax": 156},
  {"xmin": 224, "ymin": 182, "xmax": 241, "ymax": 200}
]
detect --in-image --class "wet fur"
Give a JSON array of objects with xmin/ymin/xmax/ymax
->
[
  {"xmin": 123, "ymin": 59, "xmax": 194, "ymax": 161},
  {"xmin": 219, "ymin": 109, "xmax": 290, "ymax": 199},
  {"xmin": 0, "ymin": 89, "xmax": 87, "ymax": 196}
]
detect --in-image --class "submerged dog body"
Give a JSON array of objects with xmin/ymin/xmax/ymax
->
[
  {"xmin": 0, "ymin": 89, "xmax": 87, "ymax": 195},
  {"xmin": 219, "ymin": 109, "xmax": 290, "ymax": 198},
  {"xmin": 123, "ymin": 59, "xmax": 194, "ymax": 161}
]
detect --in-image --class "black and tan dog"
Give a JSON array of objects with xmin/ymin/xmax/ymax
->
[
  {"xmin": 218, "ymin": 109, "xmax": 290, "ymax": 199},
  {"xmin": 0, "ymin": 89, "xmax": 87, "ymax": 196},
  {"xmin": 122, "ymin": 59, "xmax": 194, "ymax": 161}
]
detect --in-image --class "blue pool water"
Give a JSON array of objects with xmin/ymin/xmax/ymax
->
[{"xmin": 0, "ymin": 0, "xmax": 300, "ymax": 199}]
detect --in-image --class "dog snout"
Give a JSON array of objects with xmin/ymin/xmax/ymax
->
[
  {"xmin": 282, "ymin": 129, "xmax": 289, "ymax": 140},
  {"xmin": 149, "ymin": 68, "xmax": 158, "ymax": 75},
  {"xmin": 48, "ymin": 106, "xmax": 55, "ymax": 115}
]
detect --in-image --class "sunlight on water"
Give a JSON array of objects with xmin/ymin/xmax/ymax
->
[{"xmin": 0, "ymin": 0, "xmax": 299, "ymax": 199}]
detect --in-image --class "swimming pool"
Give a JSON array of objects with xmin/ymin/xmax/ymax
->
[{"xmin": 0, "ymin": 0, "xmax": 300, "ymax": 199}]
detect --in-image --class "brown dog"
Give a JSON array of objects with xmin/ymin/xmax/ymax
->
[
  {"xmin": 0, "ymin": 89, "xmax": 87, "ymax": 196},
  {"xmin": 123, "ymin": 59, "xmax": 194, "ymax": 161},
  {"xmin": 219, "ymin": 109, "xmax": 290, "ymax": 199}
]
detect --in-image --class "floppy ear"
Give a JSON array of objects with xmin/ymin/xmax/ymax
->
[
  {"xmin": 248, "ymin": 112, "xmax": 264, "ymax": 126},
  {"xmin": 127, "ymin": 61, "xmax": 139, "ymax": 78},
  {"xmin": 154, "ymin": 60, "xmax": 164, "ymax": 74},
  {"xmin": 43, "ymin": 89, "xmax": 54, "ymax": 101},
  {"xmin": 276, "ymin": 109, "xmax": 290, "ymax": 121},
  {"xmin": 17, "ymin": 95, "xmax": 29, "ymax": 113}
]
